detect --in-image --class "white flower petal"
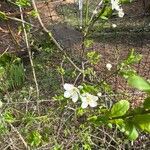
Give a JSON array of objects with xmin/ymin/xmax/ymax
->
[
  {"xmin": 80, "ymin": 93, "xmax": 98, "ymax": 108},
  {"xmin": 64, "ymin": 91, "xmax": 71, "ymax": 98},
  {"xmin": 81, "ymin": 101, "xmax": 88, "ymax": 109},
  {"xmin": 80, "ymin": 95, "xmax": 87, "ymax": 102},
  {"xmin": 111, "ymin": 0, "xmax": 120, "ymax": 11},
  {"xmin": 112, "ymin": 24, "xmax": 117, "ymax": 28},
  {"xmin": 93, "ymin": 95, "xmax": 99, "ymax": 101},
  {"xmin": 118, "ymin": 9, "xmax": 124, "ymax": 17},
  {"xmin": 78, "ymin": 85, "xmax": 83, "ymax": 89},
  {"xmin": 63, "ymin": 83, "xmax": 74, "ymax": 91},
  {"xmin": 71, "ymin": 93, "xmax": 79, "ymax": 102},
  {"xmin": 106, "ymin": 63, "xmax": 112, "ymax": 71},
  {"xmin": 97, "ymin": 92, "xmax": 102, "ymax": 97},
  {"xmin": 111, "ymin": 0, "xmax": 124, "ymax": 18},
  {"xmin": 93, "ymin": 10, "xmax": 98, "ymax": 15},
  {"xmin": 89, "ymin": 101, "xmax": 97, "ymax": 107}
]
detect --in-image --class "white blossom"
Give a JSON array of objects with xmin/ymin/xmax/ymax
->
[
  {"xmin": 97, "ymin": 92, "xmax": 102, "ymax": 97},
  {"xmin": 78, "ymin": 85, "xmax": 83, "ymax": 89},
  {"xmin": 111, "ymin": 0, "xmax": 124, "ymax": 18},
  {"xmin": 81, "ymin": 93, "xmax": 98, "ymax": 108},
  {"xmin": 118, "ymin": 8, "xmax": 124, "ymax": 17},
  {"xmin": 112, "ymin": 24, "xmax": 117, "ymax": 28},
  {"xmin": 64, "ymin": 83, "xmax": 80, "ymax": 102},
  {"xmin": 93, "ymin": 10, "xmax": 98, "ymax": 15},
  {"xmin": 111, "ymin": 0, "xmax": 120, "ymax": 11},
  {"xmin": 106, "ymin": 63, "xmax": 112, "ymax": 71}
]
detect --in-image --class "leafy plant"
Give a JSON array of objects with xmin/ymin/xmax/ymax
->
[
  {"xmin": 0, "ymin": 53, "xmax": 25, "ymax": 92},
  {"xmin": 3, "ymin": 110, "xmax": 15, "ymax": 123},
  {"xmin": 87, "ymin": 51, "xmax": 101, "ymax": 65},
  {"xmin": 127, "ymin": 75, "xmax": 150, "ymax": 93},
  {"xmin": 110, "ymin": 100, "xmax": 130, "ymax": 117},
  {"xmin": 0, "ymin": 11, "xmax": 7, "ymax": 20},
  {"xmin": 15, "ymin": 0, "xmax": 31, "ymax": 7},
  {"xmin": 27, "ymin": 131, "xmax": 42, "ymax": 147}
]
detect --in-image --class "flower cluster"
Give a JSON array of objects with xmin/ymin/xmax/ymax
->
[
  {"xmin": 111, "ymin": 0, "xmax": 124, "ymax": 17},
  {"xmin": 63, "ymin": 83, "xmax": 99, "ymax": 109},
  {"xmin": 106, "ymin": 63, "xmax": 112, "ymax": 71},
  {"xmin": 64, "ymin": 83, "xmax": 80, "ymax": 103}
]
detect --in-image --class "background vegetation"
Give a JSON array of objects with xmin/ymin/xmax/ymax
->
[{"xmin": 0, "ymin": 0, "xmax": 150, "ymax": 149}]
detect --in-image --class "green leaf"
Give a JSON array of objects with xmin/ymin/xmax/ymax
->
[
  {"xmin": 84, "ymin": 39, "xmax": 93, "ymax": 48},
  {"xmin": 82, "ymin": 84, "xmax": 98, "ymax": 94},
  {"xmin": 100, "ymin": 16, "xmax": 108, "ymax": 20},
  {"xmin": 0, "ymin": 11, "xmax": 7, "ymax": 20},
  {"xmin": 119, "ymin": 68, "xmax": 136, "ymax": 79},
  {"xmin": 107, "ymin": 123, "xmax": 113, "ymax": 128},
  {"xmin": 133, "ymin": 114, "xmax": 150, "ymax": 132},
  {"xmin": 110, "ymin": 100, "xmax": 130, "ymax": 117},
  {"xmin": 16, "ymin": 0, "xmax": 31, "ymax": 7},
  {"xmin": 27, "ymin": 131, "xmax": 42, "ymax": 147},
  {"xmin": 3, "ymin": 111, "xmax": 15, "ymax": 123},
  {"xmin": 128, "ymin": 75, "xmax": 150, "ymax": 93},
  {"xmin": 110, "ymin": 119, "xmax": 125, "ymax": 126},
  {"xmin": 76, "ymin": 108, "xmax": 85, "ymax": 117},
  {"xmin": 124, "ymin": 122, "xmax": 139, "ymax": 141},
  {"xmin": 143, "ymin": 97, "xmax": 150, "ymax": 110},
  {"xmin": 101, "ymin": 6, "xmax": 112, "ymax": 18},
  {"xmin": 0, "ymin": 123, "xmax": 8, "ymax": 135},
  {"xmin": 86, "ymin": 51, "xmax": 101, "ymax": 65},
  {"xmin": 110, "ymin": 119, "xmax": 126, "ymax": 131},
  {"xmin": 123, "ymin": 49, "xmax": 142, "ymax": 65},
  {"xmin": 88, "ymin": 115, "xmax": 109, "ymax": 125},
  {"xmin": 29, "ymin": 10, "xmax": 38, "ymax": 18}
]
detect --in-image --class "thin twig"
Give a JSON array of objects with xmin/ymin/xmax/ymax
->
[
  {"xmin": 97, "ymin": 127, "xmax": 119, "ymax": 145},
  {"xmin": 31, "ymin": 0, "xmax": 83, "ymax": 73},
  {"xmin": 0, "ymin": 47, "xmax": 9, "ymax": 57},
  {"xmin": 7, "ymin": 22, "xmax": 20, "ymax": 50},
  {"xmin": 9, "ymin": 123, "xmax": 29, "ymax": 150},
  {"xmin": 84, "ymin": 0, "xmax": 104, "ymax": 37},
  {"xmin": 74, "ymin": 72, "xmax": 82, "ymax": 85},
  {"xmin": 19, "ymin": 6, "xmax": 39, "ymax": 99},
  {"xmin": 7, "ymin": 16, "xmax": 35, "ymax": 27},
  {"xmin": 56, "ymin": 112, "xmax": 74, "ymax": 139},
  {"xmin": 89, "ymin": 0, "xmax": 104, "ymax": 25},
  {"xmin": 3, "ymin": 143, "xmax": 13, "ymax": 150},
  {"xmin": 60, "ymin": 58, "xmax": 65, "ymax": 85},
  {"xmin": 8, "ymin": 137, "xmax": 17, "ymax": 150}
]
